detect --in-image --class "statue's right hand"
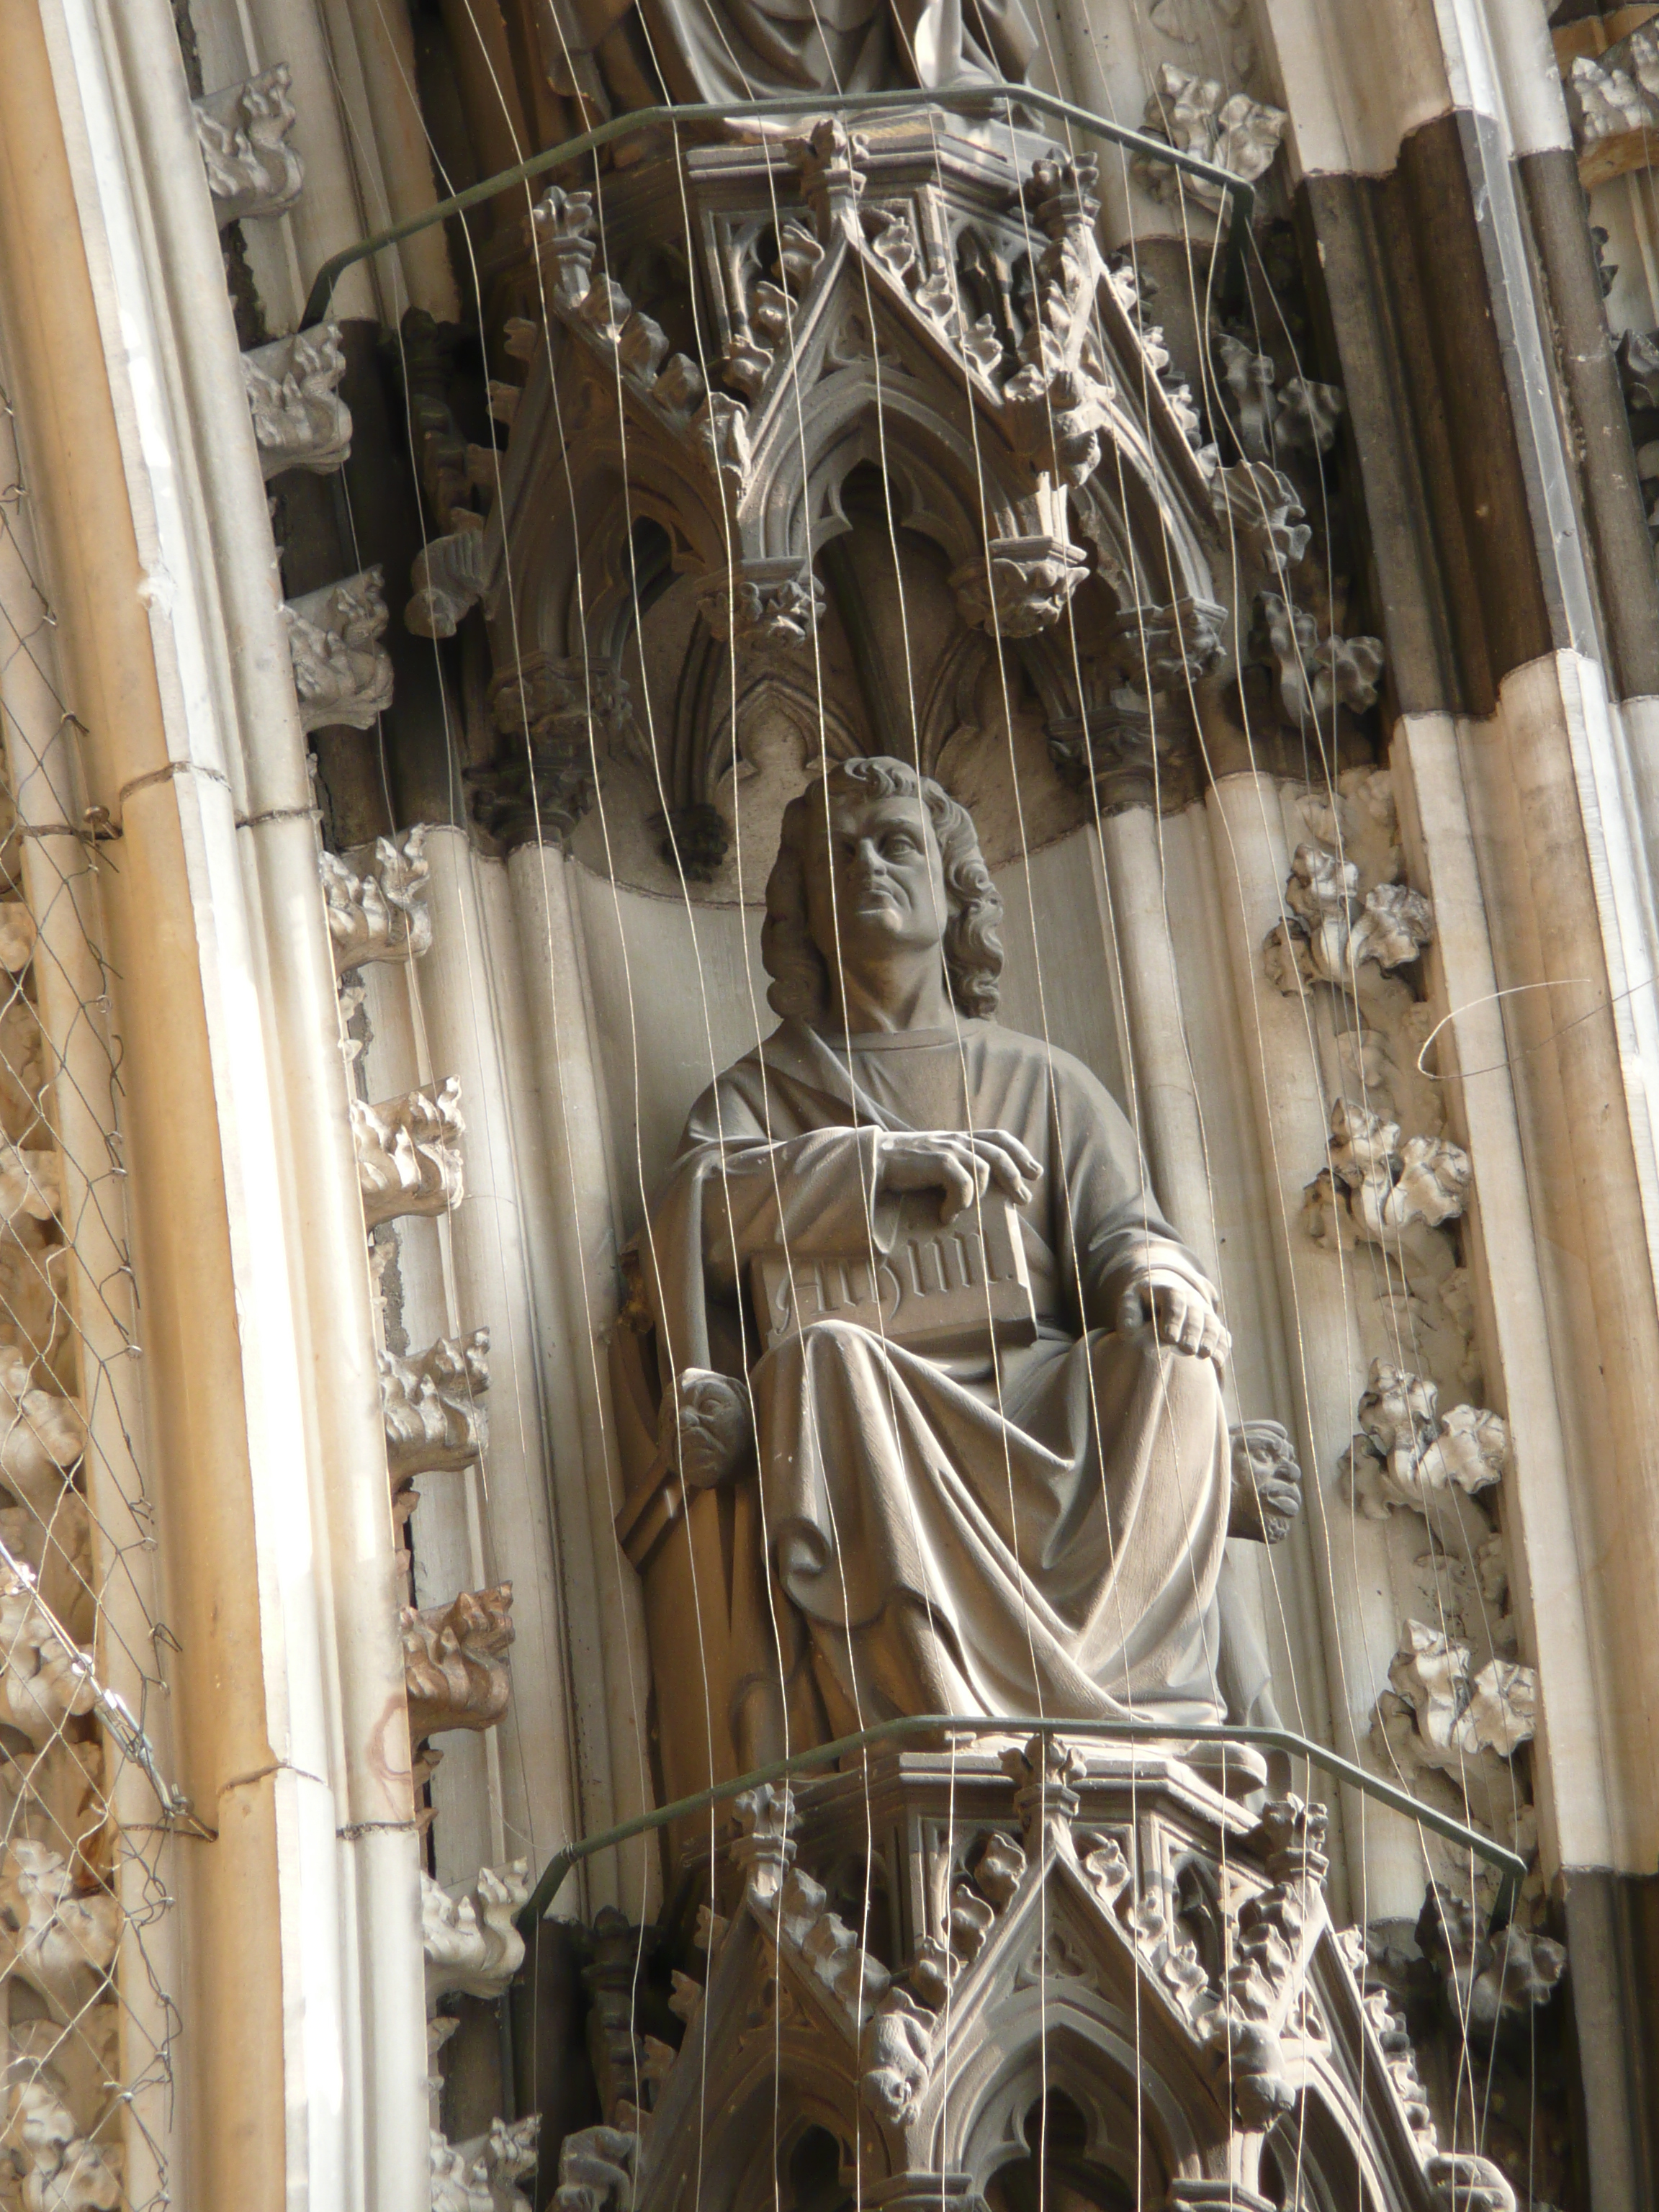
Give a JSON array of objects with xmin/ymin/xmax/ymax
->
[{"xmin": 875, "ymin": 1130, "xmax": 1041, "ymax": 1222}]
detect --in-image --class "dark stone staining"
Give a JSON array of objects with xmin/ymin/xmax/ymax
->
[
  {"xmin": 1519, "ymin": 145, "xmax": 1659, "ymax": 701},
  {"xmin": 1300, "ymin": 113, "xmax": 1560, "ymax": 719}
]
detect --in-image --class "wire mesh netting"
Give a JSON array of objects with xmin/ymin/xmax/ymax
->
[{"xmin": 0, "ymin": 361, "xmax": 179, "ymax": 2212}]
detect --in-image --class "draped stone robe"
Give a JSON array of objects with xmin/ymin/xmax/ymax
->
[{"xmin": 642, "ymin": 1015, "xmax": 1231, "ymax": 1756}]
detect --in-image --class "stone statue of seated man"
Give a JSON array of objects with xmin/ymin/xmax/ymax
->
[{"xmin": 640, "ymin": 755, "xmax": 1241, "ymax": 1764}]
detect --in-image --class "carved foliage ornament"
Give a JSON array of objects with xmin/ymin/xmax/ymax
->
[
  {"xmin": 243, "ymin": 325, "xmax": 352, "ymax": 479},
  {"xmin": 353, "ymin": 1079, "xmax": 464, "ymax": 1230},
  {"xmin": 282, "ymin": 568, "xmax": 394, "ymax": 733},
  {"xmin": 1136, "ymin": 63, "xmax": 1288, "ymax": 210},
  {"xmin": 321, "ymin": 825, "xmax": 432, "ymax": 974},
  {"xmin": 193, "ymin": 66, "xmax": 304, "ymax": 226}
]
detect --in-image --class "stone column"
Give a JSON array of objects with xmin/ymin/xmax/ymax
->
[{"xmin": 506, "ymin": 841, "xmax": 657, "ymax": 1918}]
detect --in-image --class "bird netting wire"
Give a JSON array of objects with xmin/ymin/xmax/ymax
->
[
  {"xmin": 347, "ymin": 6, "xmax": 1527, "ymax": 2203},
  {"xmin": 0, "ymin": 364, "xmax": 179, "ymax": 2212}
]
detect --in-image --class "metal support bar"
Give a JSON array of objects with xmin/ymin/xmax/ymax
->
[
  {"xmin": 301, "ymin": 84, "xmax": 1252, "ymax": 330},
  {"xmin": 516, "ymin": 1712, "xmax": 1529, "ymax": 1939}
]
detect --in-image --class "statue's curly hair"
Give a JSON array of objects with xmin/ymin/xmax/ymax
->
[{"xmin": 762, "ymin": 756, "xmax": 1003, "ymax": 1022}]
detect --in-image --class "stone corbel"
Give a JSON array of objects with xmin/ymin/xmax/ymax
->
[
  {"xmin": 423, "ymin": 1861, "xmax": 529, "ymax": 2011},
  {"xmin": 698, "ymin": 562, "xmax": 826, "ymax": 654},
  {"xmin": 193, "ymin": 66, "xmax": 304, "ymax": 226},
  {"xmin": 352, "ymin": 1079, "xmax": 464, "ymax": 1230},
  {"xmin": 950, "ymin": 535, "xmax": 1089, "ymax": 639},
  {"xmin": 1227, "ymin": 1419, "xmax": 1301, "ymax": 1542},
  {"xmin": 380, "ymin": 1326, "xmax": 490, "ymax": 1482},
  {"xmin": 403, "ymin": 1583, "xmax": 513, "ymax": 1740},
  {"xmin": 320, "ymin": 825, "xmax": 432, "ymax": 974},
  {"xmin": 243, "ymin": 325, "xmax": 351, "ymax": 479},
  {"xmin": 282, "ymin": 568, "xmax": 394, "ymax": 732},
  {"xmin": 549, "ymin": 2126, "xmax": 637, "ymax": 2212},
  {"xmin": 432, "ymin": 2118, "xmax": 541, "ymax": 2212},
  {"xmin": 472, "ymin": 650, "xmax": 634, "ymax": 844}
]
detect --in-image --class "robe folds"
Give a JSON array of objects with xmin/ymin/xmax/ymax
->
[{"xmin": 642, "ymin": 1015, "xmax": 1231, "ymax": 1755}]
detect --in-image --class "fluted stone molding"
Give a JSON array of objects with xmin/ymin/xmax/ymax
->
[
  {"xmin": 352, "ymin": 1079, "xmax": 464, "ymax": 1229},
  {"xmin": 281, "ymin": 568, "xmax": 394, "ymax": 734},
  {"xmin": 321, "ymin": 826, "xmax": 433, "ymax": 974},
  {"xmin": 422, "ymin": 1860, "xmax": 529, "ymax": 2012},
  {"xmin": 243, "ymin": 326, "xmax": 352, "ymax": 480},
  {"xmin": 380, "ymin": 1327, "xmax": 489, "ymax": 1480},
  {"xmin": 192, "ymin": 66, "xmax": 304, "ymax": 227},
  {"xmin": 403, "ymin": 1583, "xmax": 514, "ymax": 1741}
]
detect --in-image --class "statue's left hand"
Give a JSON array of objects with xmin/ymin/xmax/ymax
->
[{"xmin": 1117, "ymin": 1269, "xmax": 1231, "ymax": 1370}]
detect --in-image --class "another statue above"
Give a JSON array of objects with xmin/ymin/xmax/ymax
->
[
  {"xmin": 551, "ymin": 0, "xmax": 1038, "ymax": 112},
  {"xmin": 629, "ymin": 755, "xmax": 1238, "ymax": 1768}
]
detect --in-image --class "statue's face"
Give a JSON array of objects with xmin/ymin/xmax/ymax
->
[{"xmin": 802, "ymin": 786, "xmax": 949, "ymax": 976}]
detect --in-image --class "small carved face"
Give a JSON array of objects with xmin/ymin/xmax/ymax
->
[
  {"xmin": 802, "ymin": 788, "xmax": 949, "ymax": 971},
  {"xmin": 1230, "ymin": 1419, "xmax": 1302, "ymax": 1545}
]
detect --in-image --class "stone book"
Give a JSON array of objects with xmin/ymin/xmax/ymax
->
[{"xmin": 750, "ymin": 1190, "xmax": 1038, "ymax": 1359}]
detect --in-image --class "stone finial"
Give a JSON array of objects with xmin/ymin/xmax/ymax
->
[
  {"xmin": 352, "ymin": 1079, "xmax": 464, "ymax": 1229},
  {"xmin": 194, "ymin": 66, "xmax": 304, "ymax": 225},
  {"xmin": 320, "ymin": 826, "xmax": 432, "ymax": 974},
  {"xmin": 282, "ymin": 570, "xmax": 393, "ymax": 732},
  {"xmin": 243, "ymin": 327, "xmax": 352, "ymax": 479}
]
